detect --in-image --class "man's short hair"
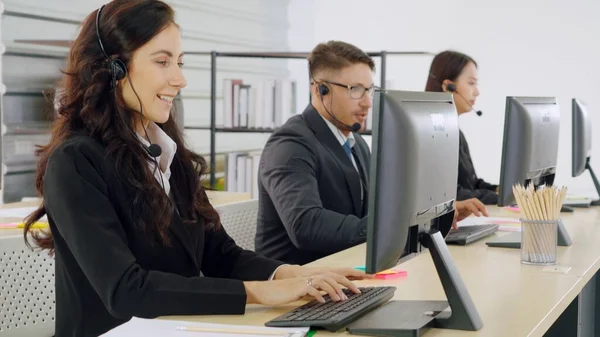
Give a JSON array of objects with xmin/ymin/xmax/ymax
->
[{"xmin": 308, "ymin": 40, "xmax": 375, "ymax": 79}]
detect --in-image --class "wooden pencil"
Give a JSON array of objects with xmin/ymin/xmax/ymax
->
[{"xmin": 512, "ymin": 183, "xmax": 567, "ymax": 263}]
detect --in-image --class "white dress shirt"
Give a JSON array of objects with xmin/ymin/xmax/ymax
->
[
  {"xmin": 137, "ymin": 122, "xmax": 177, "ymax": 196},
  {"xmin": 319, "ymin": 114, "xmax": 359, "ymax": 172}
]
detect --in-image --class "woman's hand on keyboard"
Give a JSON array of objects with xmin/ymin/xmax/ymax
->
[
  {"xmin": 244, "ymin": 271, "xmax": 361, "ymax": 306},
  {"xmin": 272, "ymin": 265, "xmax": 375, "ymax": 281}
]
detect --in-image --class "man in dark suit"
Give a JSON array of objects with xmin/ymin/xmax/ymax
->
[{"xmin": 255, "ymin": 41, "xmax": 488, "ymax": 265}]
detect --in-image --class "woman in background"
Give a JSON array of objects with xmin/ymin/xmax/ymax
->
[
  {"xmin": 425, "ymin": 50, "xmax": 499, "ymax": 205},
  {"xmin": 23, "ymin": 1, "xmax": 370, "ymax": 336}
]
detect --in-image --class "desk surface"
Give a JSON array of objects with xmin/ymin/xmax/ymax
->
[
  {"xmin": 489, "ymin": 206, "xmax": 600, "ymax": 281},
  {"xmin": 164, "ymin": 205, "xmax": 600, "ymax": 337},
  {"xmin": 4, "ymin": 196, "xmax": 599, "ymax": 336},
  {"xmin": 0, "ymin": 190, "xmax": 251, "ymax": 237}
]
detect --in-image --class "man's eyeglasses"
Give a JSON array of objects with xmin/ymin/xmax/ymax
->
[{"xmin": 320, "ymin": 80, "xmax": 379, "ymax": 99}]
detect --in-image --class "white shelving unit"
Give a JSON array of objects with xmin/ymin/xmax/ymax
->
[{"xmin": 0, "ymin": 0, "xmax": 5, "ymax": 203}]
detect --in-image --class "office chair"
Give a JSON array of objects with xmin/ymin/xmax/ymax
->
[
  {"xmin": 0, "ymin": 235, "xmax": 55, "ymax": 337},
  {"xmin": 215, "ymin": 199, "xmax": 258, "ymax": 251}
]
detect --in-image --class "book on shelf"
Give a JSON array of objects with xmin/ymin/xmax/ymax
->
[
  {"xmin": 225, "ymin": 151, "xmax": 262, "ymax": 198},
  {"xmin": 222, "ymin": 78, "xmax": 297, "ymax": 130}
]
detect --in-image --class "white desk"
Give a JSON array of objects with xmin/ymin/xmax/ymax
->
[{"xmin": 163, "ymin": 205, "xmax": 600, "ymax": 336}]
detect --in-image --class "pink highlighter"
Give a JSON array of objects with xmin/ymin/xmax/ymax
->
[
  {"xmin": 374, "ymin": 269, "xmax": 408, "ymax": 280},
  {"xmin": 354, "ymin": 266, "xmax": 407, "ymax": 279}
]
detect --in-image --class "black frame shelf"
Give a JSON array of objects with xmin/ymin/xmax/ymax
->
[
  {"xmin": 187, "ymin": 126, "xmax": 278, "ymax": 133},
  {"xmin": 185, "ymin": 50, "xmax": 434, "ymax": 188},
  {"xmin": 214, "ymin": 127, "xmax": 277, "ymax": 133}
]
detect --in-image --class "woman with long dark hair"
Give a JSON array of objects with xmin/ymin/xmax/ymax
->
[
  {"xmin": 24, "ymin": 1, "xmax": 370, "ymax": 335},
  {"xmin": 426, "ymin": 50, "xmax": 499, "ymax": 205}
]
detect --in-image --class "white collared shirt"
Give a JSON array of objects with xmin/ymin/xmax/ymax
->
[
  {"xmin": 137, "ymin": 122, "xmax": 177, "ymax": 196},
  {"xmin": 319, "ymin": 114, "xmax": 359, "ymax": 172}
]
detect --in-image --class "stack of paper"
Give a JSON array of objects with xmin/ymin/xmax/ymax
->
[
  {"xmin": 101, "ymin": 318, "xmax": 309, "ymax": 337},
  {"xmin": 458, "ymin": 217, "xmax": 522, "ymax": 232}
]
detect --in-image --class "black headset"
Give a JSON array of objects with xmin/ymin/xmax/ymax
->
[
  {"xmin": 309, "ymin": 64, "xmax": 361, "ymax": 133},
  {"xmin": 96, "ymin": 5, "xmax": 126, "ymax": 89},
  {"xmin": 95, "ymin": 4, "xmax": 166, "ymax": 191},
  {"xmin": 445, "ymin": 82, "xmax": 482, "ymax": 116},
  {"xmin": 318, "ymin": 83, "xmax": 330, "ymax": 96},
  {"xmin": 429, "ymin": 73, "xmax": 482, "ymax": 116}
]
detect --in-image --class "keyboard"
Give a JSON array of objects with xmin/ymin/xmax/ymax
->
[
  {"xmin": 445, "ymin": 224, "xmax": 499, "ymax": 245},
  {"xmin": 265, "ymin": 286, "xmax": 396, "ymax": 332}
]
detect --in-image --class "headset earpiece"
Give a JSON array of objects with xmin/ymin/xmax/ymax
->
[
  {"xmin": 96, "ymin": 4, "xmax": 126, "ymax": 87},
  {"xmin": 446, "ymin": 83, "xmax": 457, "ymax": 92},
  {"xmin": 110, "ymin": 59, "xmax": 127, "ymax": 81},
  {"xmin": 108, "ymin": 59, "xmax": 126, "ymax": 88},
  {"xmin": 318, "ymin": 83, "xmax": 329, "ymax": 96}
]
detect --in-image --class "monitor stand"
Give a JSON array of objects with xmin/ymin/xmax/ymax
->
[
  {"xmin": 347, "ymin": 213, "xmax": 483, "ymax": 337},
  {"xmin": 485, "ymin": 218, "xmax": 572, "ymax": 248},
  {"xmin": 586, "ymin": 160, "xmax": 600, "ymax": 207}
]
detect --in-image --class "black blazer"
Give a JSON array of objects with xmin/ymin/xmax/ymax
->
[
  {"xmin": 457, "ymin": 130, "xmax": 498, "ymax": 205},
  {"xmin": 255, "ymin": 104, "xmax": 370, "ymax": 265},
  {"xmin": 43, "ymin": 134, "xmax": 283, "ymax": 337}
]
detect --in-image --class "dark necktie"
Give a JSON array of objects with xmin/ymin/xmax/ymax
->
[{"xmin": 343, "ymin": 140, "xmax": 352, "ymax": 160}]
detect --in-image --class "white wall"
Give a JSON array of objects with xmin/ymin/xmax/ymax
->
[
  {"xmin": 286, "ymin": 0, "xmax": 315, "ymax": 115},
  {"xmin": 288, "ymin": 0, "xmax": 600, "ymax": 197}
]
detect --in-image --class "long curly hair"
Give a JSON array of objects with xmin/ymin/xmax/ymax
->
[{"xmin": 24, "ymin": 0, "xmax": 220, "ymax": 252}]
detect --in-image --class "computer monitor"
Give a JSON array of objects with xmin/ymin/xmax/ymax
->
[
  {"xmin": 572, "ymin": 98, "xmax": 600, "ymax": 206},
  {"xmin": 497, "ymin": 96, "xmax": 561, "ymax": 207},
  {"xmin": 347, "ymin": 90, "xmax": 483, "ymax": 336},
  {"xmin": 485, "ymin": 96, "xmax": 572, "ymax": 250}
]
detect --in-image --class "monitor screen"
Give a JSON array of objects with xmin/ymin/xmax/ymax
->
[
  {"xmin": 572, "ymin": 98, "xmax": 592, "ymax": 178},
  {"xmin": 498, "ymin": 96, "xmax": 560, "ymax": 206},
  {"xmin": 366, "ymin": 90, "xmax": 459, "ymax": 273},
  {"xmin": 359, "ymin": 90, "xmax": 483, "ymax": 334}
]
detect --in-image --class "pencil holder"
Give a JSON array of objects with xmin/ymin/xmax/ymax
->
[{"xmin": 520, "ymin": 219, "xmax": 558, "ymax": 265}]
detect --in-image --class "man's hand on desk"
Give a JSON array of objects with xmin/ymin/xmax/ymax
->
[{"xmin": 453, "ymin": 198, "xmax": 489, "ymax": 228}]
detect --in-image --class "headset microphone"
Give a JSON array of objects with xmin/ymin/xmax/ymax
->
[
  {"xmin": 147, "ymin": 143, "xmax": 162, "ymax": 158},
  {"xmin": 317, "ymin": 83, "xmax": 362, "ymax": 132},
  {"xmin": 446, "ymin": 83, "xmax": 483, "ymax": 116}
]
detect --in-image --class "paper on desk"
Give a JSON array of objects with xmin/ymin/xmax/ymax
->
[
  {"xmin": 0, "ymin": 206, "xmax": 47, "ymax": 221},
  {"xmin": 458, "ymin": 216, "xmax": 521, "ymax": 232},
  {"xmin": 101, "ymin": 317, "xmax": 309, "ymax": 337}
]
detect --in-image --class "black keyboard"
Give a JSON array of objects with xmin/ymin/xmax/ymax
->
[
  {"xmin": 265, "ymin": 286, "xmax": 396, "ymax": 332},
  {"xmin": 445, "ymin": 224, "xmax": 499, "ymax": 245}
]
